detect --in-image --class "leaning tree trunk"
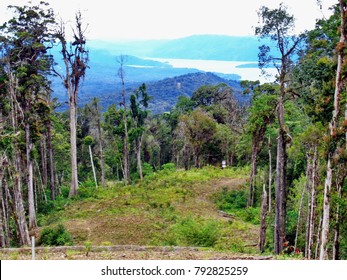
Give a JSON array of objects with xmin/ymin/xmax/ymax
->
[{"xmin": 88, "ymin": 145, "xmax": 98, "ymax": 188}]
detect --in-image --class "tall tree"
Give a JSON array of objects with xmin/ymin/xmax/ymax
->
[
  {"xmin": 255, "ymin": 3, "xmax": 303, "ymax": 254},
  {"xmin": 130, "ymin": 83, "xmax": 151, "ymax": 180},
  {"xmin": 117, "ymin": 55, "xmax": 130, "ymax": 184},
  {"xmin": 320, "ymin": 0, "xmax": 347, "ymax": 260},
  {"xmin": 241, "ymin": 82, "xmax": 277, "ymax": 207},
  {"xmin": 0, "ymin": 1, "xmax": 56, "ymax": 231},
  {"xmin": 55, "ymin": 11, "xmax": 88, "ymax": 197}
]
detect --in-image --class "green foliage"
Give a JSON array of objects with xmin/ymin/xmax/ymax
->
[
  {"xmin": 83, "ymin": 135, "xmax": 94, "ymax": 146},
  {"xmin": 77, "ymin": 180, "xmax": 98, "ymax": 199},
  {"xmin": 142, "ymin": 162, "xmax": 154, "ymax": 177},
  {"xmin": 166, "ymin": 217, "xmax": 221, "ymax": 247},
  {"xmin": 216, "ymin": 188, "xmax": 248, "ymax": 210},
  {"xmin": 191, "ymin": 83, "xmax": 232, "ymax": 107},
  {"xmin": 161, "ymin": 162, "xmax": 176, "ymax": 172},
  {"xmin": 39, "ymin": 224, "xmax": 73, "ymax": 246}
]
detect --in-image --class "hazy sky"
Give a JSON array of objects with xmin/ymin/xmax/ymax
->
[{"xmin": 0, "ymin": 0, "xmax": 337, "ymax": 40}]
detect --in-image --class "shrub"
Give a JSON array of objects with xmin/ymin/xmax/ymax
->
[
  {"xmin": 215, "ymin": 189, "xmax": 248, "ymax": 211},
  {"xmin": 39, "ymin": 224, "xmax": 73, "ymax": 246},
  {"xmin": 161, "ymin": 163, "xmax": 176, "ymax": 172},
  {"xmin": 142, "ymin": 162, "xmax": 154, "ymax": 177},
  {"xmin": 168, "ymin": 217, "xmax": 220, "ymax": 247},
  {"xmin": 240, "ymin": 207, "xmax": 260, "ymax": 225}
]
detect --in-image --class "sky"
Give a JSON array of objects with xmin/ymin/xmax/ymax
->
[{"xmin": 0, "ymin": 0, "xmax": 338, "ymax": 40}]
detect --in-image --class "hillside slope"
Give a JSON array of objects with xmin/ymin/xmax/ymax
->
[
  {"xmin": 24, "ymin": 167, "xmax": 261, "ymax": 260},
  {"xmin": 56, "ymin": 71, "xmax": 244, "ymax": 114}
]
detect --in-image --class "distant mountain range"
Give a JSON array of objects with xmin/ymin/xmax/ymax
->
[
  {"xmin": 52, "ymin": 35, "xmax": 270, "ymax": 113},
  {"xmin": 88, "ymin": 34, "xmax": 274, "ymax": 61}
]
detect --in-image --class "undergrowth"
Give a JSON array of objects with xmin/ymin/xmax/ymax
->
[{"xmin": 37, "ymin": 166, "xmax": 256, "ymax": 254}]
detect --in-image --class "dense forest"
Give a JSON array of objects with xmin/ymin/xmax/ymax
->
[{"xmin": 1, "ymin": 1, "xmax": 347, "ymax": 260}]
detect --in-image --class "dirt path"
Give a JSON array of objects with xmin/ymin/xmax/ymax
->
[
  {"xmin": 175, "ymin": 177, "xmax": 247, "ymax": 219},
  {"xmin": 0, "ymin": 177, "xmax": 261, "ymax": 260}
]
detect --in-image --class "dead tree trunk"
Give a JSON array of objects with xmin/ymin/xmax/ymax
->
[
  {"xmin": 55, "ymin": 13, "xmax": 88, "ymax": 197},
  {"xmin": 118, "ymin": 56, "xmax": 130, "ymax": 184}
]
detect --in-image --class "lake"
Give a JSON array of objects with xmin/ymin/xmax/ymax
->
[{"xmin": 148, "ymin": 58, "xmax": 278, "ymax": 83}]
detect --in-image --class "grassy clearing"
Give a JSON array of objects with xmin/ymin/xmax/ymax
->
[{"xmin": 30, "ymin": 166, "xmax": 262, "ymax": 258}]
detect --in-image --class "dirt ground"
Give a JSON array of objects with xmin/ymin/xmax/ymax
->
[{"xmin": 0, "ymin": 245, "xmax": 272, "ymax": 260}]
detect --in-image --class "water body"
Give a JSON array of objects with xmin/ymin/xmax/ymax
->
[{"xmin": 148, "ymin": 58, "xmax": 278, "ymax": 83}]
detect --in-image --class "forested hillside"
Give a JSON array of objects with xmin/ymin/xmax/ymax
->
[{"xmin": 1, "ymin": 1, "xmax": 347, "ymax": 261}]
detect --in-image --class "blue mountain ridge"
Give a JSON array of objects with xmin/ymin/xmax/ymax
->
[{"xmin": 52, "ymin": 35, "xmax": 270, "ymax": 113}]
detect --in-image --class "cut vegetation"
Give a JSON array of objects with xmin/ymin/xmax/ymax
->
[{"xmin": 0, "ymin": 166, "xmax": 266, "ymax": 260}]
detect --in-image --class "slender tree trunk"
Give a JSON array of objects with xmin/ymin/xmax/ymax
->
[
  {"xmin": 333, "ymin": 176, "xmax": 344, "ymax": 260},
  {"xmin": 40, "ymin": 134, "xmax": 48, "ymax": 188},
  {"xmin": 96, "ymin": 117, "xmax": 106, "ymax": 188},
  {"xmin": 118, "ymin": 57, "xmax": 130, "ymax": 184},
  {"xmin": 13, "ymin": 154, "xmax": 31, "ymax": 246},
  {"xmin": 307, "ymin": 147, "xmax": 317, "ymax": 259},
  {"xmin": 25, "ymin": 121, "xmax": 36, "ymax": 230},
  {"xmin": 248, "ymin": 144, "xmax": 257, "ymax": 207},
  {"xmin": 0, "ymin": 168, "xmax": 6, "ymax": 248},
  {"xmin": 69, "ymin": 94, "xmax": 79, "ymax": 197},
  {"xmin": 294, "ymin": 179, "xmax": 306, "ymax": 253},
  {"xmin": 320, "ymin": 157, "xmax": 332, "ymax": 260},
  {"xmin": 47, "ymin": 123, "xmax": 56, "ymax": 200},
  {"xmin": 259, "ymin": 183, "xmax": 268, "ymax": 253},
  {"xmin": 305, "ymin": 152, "xmax": 313, "ymax": 257},
  {"xmin": 88, "ymin": 145, "xmax": 98, "ymax": 188},
  {"xmin": 136, "ymin": 136, "xmax": 144, "ymax": 180},
  {"xmin": 315, "ymin": 215, "xmax": 323, "ymax": 259},
  {"xmin": 194, "ymin": 148, "xmax": 200, "ymax": 168},
  {"xmin": 7, "ymin": 70, "xmax": 30, "ymax": 246},
  {"xmin": 3, "ymin": 180, "xmax": 11, "ymax": 248}
]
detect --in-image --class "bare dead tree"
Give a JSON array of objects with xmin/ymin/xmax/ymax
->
[{"xmin": 54, "ymin": 12, "xmax": 89, "ymax": 197}]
